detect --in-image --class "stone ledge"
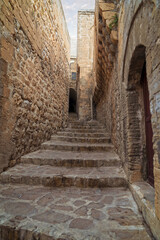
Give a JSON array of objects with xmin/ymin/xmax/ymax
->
[
  {"xmin": 78, "ymin": 10, "xmax": 95, "ymax": 15},
  {"xmin": 129, "ymin": 182, "xmax": 160, "ymax": 240}
]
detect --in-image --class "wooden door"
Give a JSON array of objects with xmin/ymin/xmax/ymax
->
[{"xmin": 141, "ymin": 66, "xmax": 154, "ymax": 186}]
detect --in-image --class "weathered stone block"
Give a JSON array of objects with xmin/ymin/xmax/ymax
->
[
  {"xmin": 99, "ymin": 3, "xmax": 115, "ymax": 12},
  {"xmin": 102, "ymin": 11, "xmax": 116, "ymax": 22},
  {"xmin": 110, "ymin": 30, "xmax": 118, "ymax": 45}
]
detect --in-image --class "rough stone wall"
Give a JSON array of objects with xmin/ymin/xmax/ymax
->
[
  {"xmin": 77, "ymin": 10, "xmax": 95, "ymax": 121},
  {"xmin": 94, "ymin": 0, "xmax": 120, "ymax": 161},
  {"xmin": 93, "ymin": 0, "xmax": 118, "ymax": 104},
  {"xmin": 0, "ymin": 0, "xmax": 70, "ymax": 172},
  {"xmin": 94, "ymin": 0, "xmax": 160, "ymax": 224}
]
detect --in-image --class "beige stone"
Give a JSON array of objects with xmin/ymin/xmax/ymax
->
[
  {"xmin": 99, "ymin": 3, "xmax": 115, "ymax": 12},
  {"xmin": 102, "ymin": 11, "xmax": 116, "ymax": 21},
  {"xmin": 110, "ymin": 30, "xmax": 118, "ymax": 45}
]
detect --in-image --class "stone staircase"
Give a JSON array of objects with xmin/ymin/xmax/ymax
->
[
  {"xmin": 0, "ymin": 120, "xmax": 127, "ymax": 189},
  {"xmin": 0, "ymin": 118, "xmax": 153, "ymax": 239}
]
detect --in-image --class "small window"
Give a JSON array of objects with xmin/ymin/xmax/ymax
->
[{"xmin": 72, "ymin": 72, "xmax": 76, "ymax": 80}]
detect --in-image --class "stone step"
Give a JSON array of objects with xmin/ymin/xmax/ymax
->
[
  {"xmin": 41, "ymin": 141, "xmax": 114, "ymax": 152},
  {"xmin": 68, "ymin": 113, "xmax": 78, "ymax": 120},
  {"xmin": 67, "ymin": 124, "xmax": 105, "ymax": 129},
  {"xmin": 21, "ymin": 150, "xmax": 120, "ymax": 167},
  {"xmin": 51, "ymin": 135, "xmax": 111, "ymax": 143},
  {"xmin": 64, "ymin": 128, "xmax": 106, "ymax": 133},
  {"xmin": 68, "ymin": 120, "xmax": 99, "ymax": 125},
  {"xmin": 57, "ymin": 131, "xmax": 109, "ymax": 138},
  {"xmin": 68, "ymin": 119, "xmax": 100, "ymax": 126},
  {"xmin": 0, "ymin": 164, "xmax": 127, "ymax": 188}
]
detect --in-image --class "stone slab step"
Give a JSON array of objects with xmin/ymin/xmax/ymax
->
[
  {"xmin": 64, "ymin": 128, "xmax": 105, "ymax": 133},
  {"xmin": 21, "ymin": 150, "xmax": 120, "ymax": 167},
  {"xmin": 67, "ymin": 125, "xmax": 105, "ymax": 130},
  {"xmin": 57, "ymin": 131, "xmax": 109, "ymax": 138},
  {"xmin": 0, "ymin": 185, "xmax": 152, "ymax": 240},
  {"xmin": 0, "ymin": 164, "xmax": 127, "ymax": 188},
  {"xmin": 41, "ymin": 141, "xmax": 114, "ymax": 152},
  {"xmin": 51, "ymin": 135, "xmax": 111, "ymax": 143},
  {"xmin": 68, "ymin": 120, "xmax": 100, "ymax": 126},
  {"xmin": 68, "ymin": 113, "xmax": 78, "ymax": 120}
]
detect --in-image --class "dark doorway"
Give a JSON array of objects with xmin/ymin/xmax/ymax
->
[
  {"xmin": 69, "ymin": 88, "xmax": 77, "ymax": 113},
  {"xmin": 141, "ymin": 65, "xmax": 154, "ymax": 186},
  {"xmin": 92, "ymin": 99, "xmax": 96, "ymax": 120}
]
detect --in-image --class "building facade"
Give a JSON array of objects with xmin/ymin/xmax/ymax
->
[
  {"xmin": 92, "ymin": 0, "xmax": 160, "ymax": 238},
  {"xmin": 77, "ymin": 10, "xmax": 95, "ymax": 121}
]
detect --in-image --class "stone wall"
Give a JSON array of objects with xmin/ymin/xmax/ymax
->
[
  {"xmin": 77, "ymin": 10, "xmax": 95, "ymax": 121},
  {"xmin": 0, "ymin": 0, "xmax": 70, "ymax": 172},
  {"xmin": 94, "ymin": 0, "xmax": 160, "ymax": 229},
  {"xmin": 93, "ymin": 0, "xmax": 118, "ymax": 105}
]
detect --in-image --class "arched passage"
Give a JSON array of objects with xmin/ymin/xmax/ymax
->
[
  {"xmin": 69, "ymin": 88, "xmax": 77, "ymax": 113},
  {"xmin": 126, "ymin": 45, "xmax": 154, "ymax": 186}
]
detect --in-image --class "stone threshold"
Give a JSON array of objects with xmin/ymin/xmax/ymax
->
[{"xmin": 129, "ymin": 181, "xmax": 160, "ymax": 240}]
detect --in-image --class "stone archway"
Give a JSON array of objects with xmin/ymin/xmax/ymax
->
[
  {"xmin": 126, "ymin": 45, "xmax": 154, "ymax": 186},
  {"xmin": 69, "ymin": 88, "xmax": 77, "ymax": 113}
]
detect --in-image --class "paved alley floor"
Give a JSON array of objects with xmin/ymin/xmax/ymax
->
[{"xmin": 0, "ymin": 184, "xmax": 153, "ymax": 240}]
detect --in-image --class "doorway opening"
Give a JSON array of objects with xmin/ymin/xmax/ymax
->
[
  {"xmin": 141, "ymin": 64, "xmax": 154, "ymax": 186},
  {"xmin": 69, "ymin": 88, "xmax": 77, "ymax": 113}
]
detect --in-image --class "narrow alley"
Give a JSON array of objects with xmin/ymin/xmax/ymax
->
[{"xmin": 0, "ymin": 0, "xmax": 160, "ymax": 239}]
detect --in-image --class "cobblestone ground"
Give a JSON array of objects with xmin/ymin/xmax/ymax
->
[{"xmin": 0, "ymin": 184, "xmax": 153, "ymax": 240}]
